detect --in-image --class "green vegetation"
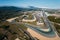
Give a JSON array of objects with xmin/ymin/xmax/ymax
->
[
  {"xmin": 48, "ymin": 16, "xmax": 60, "ymax": 36},
  {"xmin": 24, "ymin": 13, "xmax": 33, "ymax": 20},
  {"xmin": 48, "ymin": 16, "xmax": 60, "ymax": 23},
  {"xmin": 54, "ymin": 23, "xmax": 60, "ymax": 36},
  {"xmin": 26, "ymin": 21, "xmax": 37, "ymax": 25},
  {"xmin": 48, "ymin": 16, "xmax": 55, "ymax": 22},
  {"xmin": 0, "ymin": 33, "xmax": 3, "ymax": 39},
  {"xmin": 0, "ymin": 25, "xmax": 9, "ymax": 29},
  {"xmin": 19, "ymin": 24, "xmax": 27, "ymax": 30},
  {"xmin": 0, "ymin": 21, "xmax": 34, "ymax": 40},
  {"xmin": 29, "ymin": 14, "xmax": 33, "ymax": 19},
  {"xmin": 54, "ymin": 23, "xmax": 60, "ymax": 29},
  {"xmin": 27, "ymin": 14, "xmax": 33, "ymax": 19},
  {"xmin": 0, "ymin": 25, "xmax": 17, "ymax": 40},
  {"xmin": 0, "ymin": 6, "xmax": 24, "ymax": 20}
]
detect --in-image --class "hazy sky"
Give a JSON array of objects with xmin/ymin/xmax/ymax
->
[{"xmin": 0, "ymin": 0, "xmax": 60, "ymax": 9}]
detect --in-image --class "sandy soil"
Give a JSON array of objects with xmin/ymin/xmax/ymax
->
[
  {"xmin": 6, "ymin": 17, "xmax": 18, "ymax": 22},
  {"xmin": 27, "ymin": 28, "xmax": 60, "ymax": 40}
]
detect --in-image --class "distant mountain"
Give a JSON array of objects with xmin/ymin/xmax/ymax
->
[
  {"xmin": 0, "ymin": 6, "xmax": 20, "ymax": 11},
  {"xmin": 0, "ymin": 6, "xmax": 25, "ymax": 20},
  {"xmin": 0, "ymin": 6, "xmax": 60, "ymax": 20},
  {"xmin": 0, "ymin": 6, "xmax": 41, "ymax": 20},
  {"xmin": 0, "ymin": 6, "xmax": 43, "ymax": 11},
  {"xmin": 28, "ymin": 6, "xmax": 38, "ymax": 9}
]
